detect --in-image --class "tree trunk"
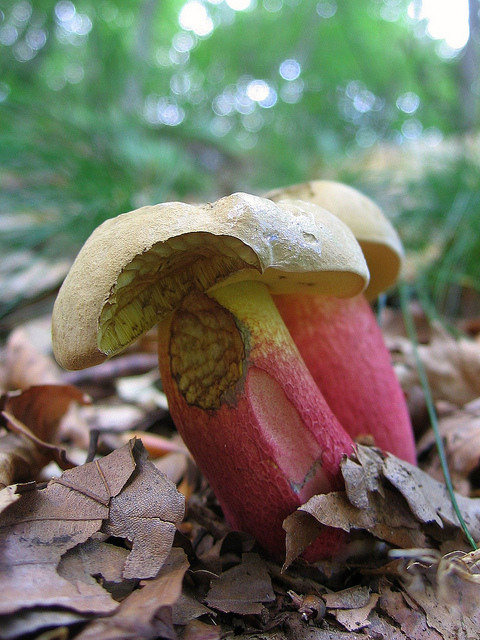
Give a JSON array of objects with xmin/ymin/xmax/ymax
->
[{"xmin": 459, "ymin": 0, "xmax": 480, "ymax": 131}]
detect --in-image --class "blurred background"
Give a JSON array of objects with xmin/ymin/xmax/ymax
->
[{"xmin": 1, "ymin": 0, "xmax": 479, "ymax": 333}]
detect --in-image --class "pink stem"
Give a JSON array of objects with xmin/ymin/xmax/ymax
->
[
  {"xmin": 157, "ymin": 284, "xmax": 355, "ymax": 558},
  {"xmin": 274, "ymin": 294, "xmax": 416, "ymax": 464}
]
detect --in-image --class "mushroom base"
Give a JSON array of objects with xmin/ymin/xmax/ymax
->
[{"xmin": 157, "ymin": 281, "xmax": 355, "ymax": 559}]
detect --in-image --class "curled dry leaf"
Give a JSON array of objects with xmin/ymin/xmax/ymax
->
[
  {"xmin": 418, "ymin": 398, "xmax": 480, "ymax": 495},
  {"xmin": 75, "ymin": 547, "xmax": 189, "ymax": 640},
  {"xmin": 388, "ymin": 321, "xmax": 480, "ymax": 407},
  {"xmin": 101, "ymin": 441, "xmax": 185, "ymax": 580},
  {"xmin": 401, "ymin": 560, "xmax": 480, "ymax": 640},
  {"xmin": 284, "ymin": 445, "xmax": 480, "ymax": 568},
  {"xmin": 205, "ymin": 552, "xmax": 275, "ymax": 615},
  {"xmin": 172, "ymin": 590, "xmax": 214, "ymax": 627},
  {"xmin": 377, "ymin": 577, "xmax": 444, "ymax": 640},
  {"xmin": 437, "ymin": 548, "xmax": 480, "ymax": 619},
  {"xmin": 0, "ymin": 485, "xmax": 21, "ymax": 515},
  {"xmin": 182, "ymin": 619, "xmax": 222, "ymax": 640},
  {"xmin": 0, "ymin": 439, "xmax": 185, "ymax": 617},
  {"xmin": 1, "ymin": 326, "xmax": 63, "ymax": 392},
  {"xmin": 0, "ymin": 385, "xmax": 90, "ymax": 487},
  {"xmin": 325, "ymin": 587, "xmax": 380, "ymax": 633},
  {"xmin": 3, "ymin": 384, "xmax": 90, "ymax": 444}
]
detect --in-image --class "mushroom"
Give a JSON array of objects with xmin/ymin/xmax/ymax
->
[
  {"xmin": 266, "ymin": 180, "xmax": 416, "ymax": 464},
  {"xmin": 52, "ymin": 192, "xmax": 369, "ymax": 558}
]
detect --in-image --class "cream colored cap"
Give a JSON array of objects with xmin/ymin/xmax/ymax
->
[
  {"xmin": 52, "ymin": 192, "xmax": 369, "ymax": 370},
  {"xmin": 266, "ymin": 180, "xmax": 404, "ymax": 300}
]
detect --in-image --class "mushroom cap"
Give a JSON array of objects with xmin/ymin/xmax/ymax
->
[
  {"xmin": 52, "ymin": 192, "xmax": 369, "ymax": 370},
  {"xmin": 266, "ymin": 180, "xmax": 404, "ymax": 300}
]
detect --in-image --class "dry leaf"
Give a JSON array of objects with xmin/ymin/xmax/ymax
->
[
  {"xmin": 388, "ymin": 321, "xmax": 480, "ymax": 406},
  {"xmin": 101, "ymin": 440, "xmax": 185, "ymax": 580},
  {"xmin": 172, "ymin": 590, "xmax": 214, "ymax": 627},
  {"xmin": 404, "ymin": 569, "xmax": 478, "ymax": 640},
  {"xmin": 205, "ymin": 552, "xmax": 275, "ymax": 615},
  {"xmin": 74, "ymin": 547, "xmax": 189, "ymax": 640},
  {"xmin": 418, "ymin": 398, "xmax": 480, "ymax": 494},
  {"xmin": 331, "ymin": 593, "xmax": 379, "ymax": 632},
  {"xmin": 1, "ymin": 326, "xmax": 62, "ymax": 391},
  {"xmin": 383, "ymin": 454, "xmax": 480, "ymax": 544},
  {"xmin": 0, "ymin": 385, "xmax": 89, "ymax": 487},
  {"xmin": 183, "ymin": 619, "xmax": 222, "ymax": 640},
  {"xmin": 437, "ymin": 548, "xmax": 480, "ymax": 619},
  {"xmin": 0, "ymin": 608, "xmax": 88, "ymax": 640},
  {"xmin": 0, "ymin": 480, "xmax": 116, "ymax": 616},
  {"xmin": 284, "ymin": 445, "xmax": 480, "ymax": 566},
  {"xmin": 377, "ymin": 579, "xmax": 443, "ymax": 640},
  {"xmin": 323, "ymin": 585, "xmax": 372, "ymax": 610},
  {"xmin": 3, "ymin": 384, "xmax": 90, "ymax": 443},
  {"xmin": 0, "ymin": 439, "xmax": 184, "ymax": 616},
  {"xmin": 57, "ymin": 537, "xmax": 133, "ymax": 601},
  {"xmin": 0, "ymin": 430, "xmax": 50, "ymax": 489}
]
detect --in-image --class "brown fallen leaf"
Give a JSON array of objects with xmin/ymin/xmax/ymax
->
[
  {"xmin": 74, "ymin": 547, "xmax": 189, "ymax": 640},
  {"xmin": 0, "ymin": 385, "xmax": 90, "ymax": 487},
  {"xmin": 57, "ymin": 537, "xmax": 134, "ymax": 601},
  {"xmin": 327, "ymin": 589, "xmax": 379, "ymax": 632},
  {"xmin": 1, "ymin": 326, "xmax": 63, "ymax": 392},
  {"xmin": 388, "ymin": 321, "xmax": 480, "ymax": 406},
  {"xmin": 0, "ymin": 480, "xmax": 116, "ymax": 617},
  {"xmin": 323, "ymin": 585, "xmax": 372, "ymax": 610},
  {"xmin": 376, "ymin": 578, "xmax": 443, "ymax": 640},
  {"xmin": 0, "ymin": 430, "xmax": 51, "ymax": 490},
  {"xmin": 284, "ymin": 445, "xmax": 480, "ymax": 567},
  {"xmin": 0, "ymin": 439, "xmax": 185, "ymax": 617},
  {"xmin": 401, "ymin": 557, "xmax": 479, "ymax": 640},
  {"xmin": 172, "ymin": 590, "xmax": 214, "ymax": 627},
  {"xmin": 418, "ymin": 398, "xmax": 480, "ymax": 495},
  {"xmin": 205, "ymin": 552, "xmax": 276, "ymax": 615},
  {"xmin": 3, "ymin": 384, "xmax": 90, "ymax": 443},
  {"xmin": 436, "ymin": 548, "xmax": 480, "ymax": 619},
  {"xmin": 101, "ymin": 441, "xmax": 185, "ymax": 580},
  {"xmin": 182, "ymin": 619, "xmax": 222, "ymax": 640},
  {"xmin": 383, "ymin": 454, "xmax": 480, "ymax": 545}
]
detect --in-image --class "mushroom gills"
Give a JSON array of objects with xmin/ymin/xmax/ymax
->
[{"xmin": 98, "ymin": 233, "xmax": 260, "ymax": 357}]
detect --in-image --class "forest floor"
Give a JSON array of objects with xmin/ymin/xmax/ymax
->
[{"xmin": 1, "ymin": 288, "xmax": 480, "ymax": 639}]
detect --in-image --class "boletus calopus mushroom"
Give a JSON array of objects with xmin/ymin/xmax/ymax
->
[
  {"xmin": 266, "ymin": 180, "xmax": 416, "ymax": 464},
  {"xmin": 52, "ymin": 192, "xmax": 370, "ymax": 559}
]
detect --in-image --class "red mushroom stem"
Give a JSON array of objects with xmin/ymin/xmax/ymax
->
[
  {"xmin": 157, "ymin": 281, "xmax": 354, "ymax": 558},
  {"xmin": 273, "ymin": 293, "xmax": 416, "ymax": 464}
]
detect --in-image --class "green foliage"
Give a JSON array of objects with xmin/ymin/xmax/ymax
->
[
  {"xmin": 399, "ymin": 156, "xmax": 480, "ymax": 318},
  {"xmin": 0, "ymin": 0, "xmax": 479, "ymax": 317}
]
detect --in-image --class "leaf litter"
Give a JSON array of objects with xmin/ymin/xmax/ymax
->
[{"xmin": 0, "ymin": 309, "xmax": 480, "ymax": 637}]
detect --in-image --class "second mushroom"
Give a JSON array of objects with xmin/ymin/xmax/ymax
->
[{"xmin": 267, "ymin": 180, "xmax": 416, "ymax": 464}]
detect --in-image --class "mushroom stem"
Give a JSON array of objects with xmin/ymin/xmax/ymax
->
[
  {"xmin": 157, "ymin": 280, "xmax": 354, "ymax": 558},
  {"xmin": 273, "ymin": 293, "xmax": 416, "ymax": 464}
]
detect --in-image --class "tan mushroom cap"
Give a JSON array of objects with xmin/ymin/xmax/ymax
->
[
  {"xmin": 266, "ymin": 180, "xmax": 404, "ymax": 300},
  {"xmin": 52, "ymin": 192, "xmax": 369, "ymax": 371}
]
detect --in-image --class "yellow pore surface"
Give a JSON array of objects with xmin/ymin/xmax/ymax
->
[{"xmin": 167, "ymin": 280, "xmax": 296, "ymax": 411}]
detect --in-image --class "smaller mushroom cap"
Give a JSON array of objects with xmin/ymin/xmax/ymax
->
[
  {"xmin": 266, "ymin": 180, "xmax": 403, "ymax": 300},
  {"xmin": 52, "ymin": 192, "xmax": 369, "ymax": 370}
]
